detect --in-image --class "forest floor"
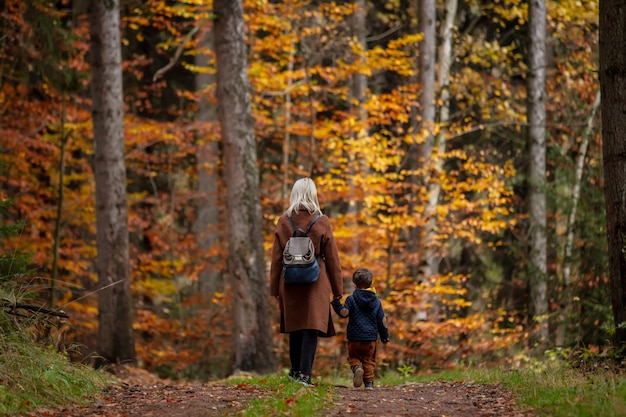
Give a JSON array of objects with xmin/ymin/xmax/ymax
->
[{"xmin": 25, "ymin": 365, "xmax": 535, "ymax": 417}]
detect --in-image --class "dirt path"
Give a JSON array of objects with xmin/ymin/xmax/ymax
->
[
  {"xmin": 326, "ymin": 381, "xmax": 534, "ymax": 417},
  {"xmin": 25, "ymin": 367, "xmax": 534, "ymax": 417}
]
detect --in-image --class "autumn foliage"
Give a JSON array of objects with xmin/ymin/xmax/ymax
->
[{"xmin": 0, "ymin": 0, "xmax": 606, "ymax": 379}]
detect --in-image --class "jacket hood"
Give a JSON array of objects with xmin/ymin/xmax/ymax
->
[{"xmin": 352, "ymin": 289, "xmax": 379, "ymax": 311}]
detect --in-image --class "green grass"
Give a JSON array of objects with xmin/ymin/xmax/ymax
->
[
  {"xmin": 373, "ymin": 362, "xmax": 626, "ymax": 417},
  {"xmin": 0, "ymin": 332, "xmax": 114, "ymax": 417},
  {"xmin": 499, "ymin": 366, "xmax": 626, "ymax": 417},
  {"xmin": 224, "ymin": 373, "xmax": 334, "ymax": 417}
]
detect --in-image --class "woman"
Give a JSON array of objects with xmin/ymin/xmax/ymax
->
[{"xmin": 269, "ymin": 177, "xmax": 343, "ymax": 386}]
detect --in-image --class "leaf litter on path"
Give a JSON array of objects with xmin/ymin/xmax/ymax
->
[
  {"xmin": 325, "ymin": 380, "xmax": 534, "ymax": 417},
  {"xmin": 25, "ymin": 366, "xmax": 534, "ymax": 417}
]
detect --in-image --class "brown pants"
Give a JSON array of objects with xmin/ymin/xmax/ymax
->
[{"xmin": 347, "ymin": 340, "xmax": 377, "ymax": 382}]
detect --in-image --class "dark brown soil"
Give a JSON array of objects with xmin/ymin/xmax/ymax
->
[{"xmin": 25, "ymin": 365, "xmax": 534, "ymax": 417}]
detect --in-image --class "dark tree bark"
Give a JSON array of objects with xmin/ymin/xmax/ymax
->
[
  {"xmin": 346, "ymin": 0, "xmax": 368, "ymax": 268},
  {"xmin": 600, "ymin": 0, "xmax": 626, "ymax": 347},
  {"xmin": 89, "ymin": 0, "xmax": 135, "ymax": 366},
  {"xmin": 213, "ymin": 0, "xmax": 277, "ymax": 374}
]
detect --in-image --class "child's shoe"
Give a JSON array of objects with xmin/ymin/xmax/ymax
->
[
  {"xmin": 364, "ymin": 380, "xmax": 374, "ymax": 390},
  {"xmin": 352, "ymin": 366, "xmax": 364, "ymax": 388}
]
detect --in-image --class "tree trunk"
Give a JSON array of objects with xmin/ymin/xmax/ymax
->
[
  {"xmin": 424, "ymin": 0, "xmax": 457, "ymax": 278},
  {"xmin": 346, "ymin": 0, "xmax": 368, "ymax": 268},
  {"xmin": 406, "ymin": 0, "xmax": 437, "ymax": 322},
  {"xmin": 89, "ymin": 0, "xmax": 135, "ymax": 366},
  {"xmin": 417, "ymin": 0, "xmax": 436, "ymax": 167},
  {"xmin": 600, "ymin": 0, "xmax": 626, "ymax": 348},
  {"xmin": 527, "ymin": 0, "xmax": 549, "ymax": 347},
  {"xmin": 417, "ymin": 0, "xmax": 437, "ymax": 280},
  {"xmin": 282, "ymin": 46, "xmax": 295, "ymax": 201},
  {"xmin": 213, "ymin": 0, "xmax": 277, "ymax": 374},
  {"xmin": 350, "ymin": 0, "xmax": 367, "ymax": 117},
  {"xmin": 556, "ymin": 90, "xmax": 600, "ymax": 346},
  {"xmin": 405, "ymin": 3, "xmax": 420, "ymax": 282},
  {"xmin": 51, "ymin": 96, "xmax": 67, "ymax": 308},
  {"xmin": 194, "ymin": 26, "xmax": 223, "ymax": 298}
]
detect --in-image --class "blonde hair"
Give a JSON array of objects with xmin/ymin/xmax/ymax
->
[{"xmin": 286, "ymin": 178, "xmax": 322, "ymax": 216}]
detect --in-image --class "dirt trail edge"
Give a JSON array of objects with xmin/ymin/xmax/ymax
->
[
  {"xmin": 327, "ymin": 381, "xmax": 534, "ymax": 417},
  {"xmin": 25, "ymin": 367, "xmax": 534, "ymax": 417}
]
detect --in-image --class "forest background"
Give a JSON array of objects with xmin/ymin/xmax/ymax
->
[{"xmin": 0, "ymin": 0, "xmax": 607, "ymax": 381}]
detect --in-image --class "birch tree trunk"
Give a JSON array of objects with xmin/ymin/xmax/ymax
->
[
  {"xmin": 214, "ymin": 0, "xmax": 277, "ymax": 373},
  {"xmin": 527, "ymin": 0, "xmax": 549, "ymax": 347},
  {"xmin": 556, "ymin": 90, "xmax": 600, "ymax": 346},
  {"xmin": 424, "ymin": 0, "xmax": 457, "ymax": 277},
  {"xmin": 89, "ymin": 0, "xmax": 135, "ymax": 366},
  {"xmin": 599, "ymin": 0, "xmax": 626, "ymax": 348}
]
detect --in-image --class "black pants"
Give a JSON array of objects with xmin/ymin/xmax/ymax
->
[{"xmin": 289, "ymin": 329, "xmax": 318, "ymax": 376}]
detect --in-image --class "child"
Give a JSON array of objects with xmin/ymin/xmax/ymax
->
[{"xmin": 331, "ymin": 267, "xmax": 390, "ymax": 389}]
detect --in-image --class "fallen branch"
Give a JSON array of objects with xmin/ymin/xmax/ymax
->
[{"xmin": 1, "ymin": 299, "xmax": 69, "ymax": 318}]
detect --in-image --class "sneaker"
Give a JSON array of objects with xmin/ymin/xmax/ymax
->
[
  {"xmin": 364, "ymin": 380, "xmax": 374, "ymax": 390},
  {"xmin": 288, "ymin": 369, "xmax": 299, "ymax": 382},
  {"xmin": 352, "ymin": 366, "xmax": 364, "ymax": 388},
  {"xmin": 298, "ymin": 374, "xmax": 314, "ymax": 387}
]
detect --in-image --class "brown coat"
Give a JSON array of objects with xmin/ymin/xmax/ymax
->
[{"xmin": 269, "ymin": 211, "xmax": 343, "ymax": 337}]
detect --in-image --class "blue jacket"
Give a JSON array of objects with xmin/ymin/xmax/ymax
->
[{"xmin": 331, "ymin": 289, "xmax": 390, "ymax": 343}]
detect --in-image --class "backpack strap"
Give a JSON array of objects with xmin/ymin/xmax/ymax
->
[
  {"xmin": 287, "ymin": 216, "xmax": 304, "ymax": 237},
  {"xmin": 288, "ymin": 214, "xmax": 320, "ymax": 237},
  {"xmin": 305, "ymin": 214, "xmax": 320, "ymax": 234}
]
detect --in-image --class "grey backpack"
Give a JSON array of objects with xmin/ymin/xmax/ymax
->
[{"xmin": 282, "ymin": 214, "xmax": 320, "ymax": 284}]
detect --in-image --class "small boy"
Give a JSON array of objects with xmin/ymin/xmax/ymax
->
[{"xmin": 331, "ymin": 267, "xmax": 390, "ymax": 389}]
